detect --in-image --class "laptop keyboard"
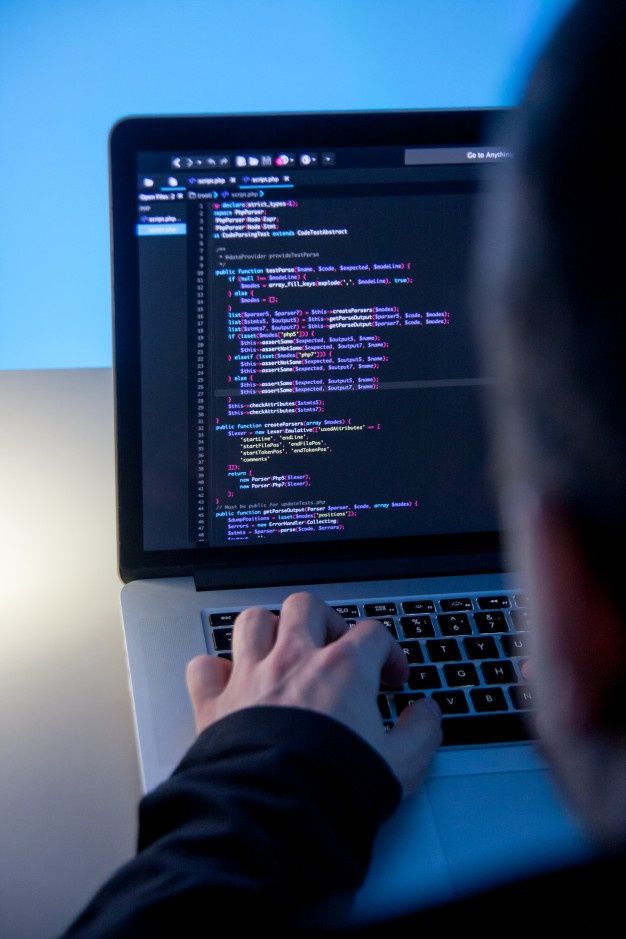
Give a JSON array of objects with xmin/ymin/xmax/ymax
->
[{"xmin": 202, "ymin": 589, "xmax": 535, "ymax": 747}]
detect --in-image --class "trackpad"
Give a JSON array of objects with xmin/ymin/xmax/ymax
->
[
  {"xmin": 353, "ymin": 787, "xmax": 453, "ymax": 921},
  {"xmin": 427, "ymin": 768, "xmax": 589, "ymax": 895},
  {"xmin": 353, "ymin": 769, "xmax": 588, "ymax": 923}
]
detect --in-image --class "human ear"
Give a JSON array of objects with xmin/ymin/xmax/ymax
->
[{"xmin": 524, "ymin": 500, "xmax": 626, "ymax": 735}]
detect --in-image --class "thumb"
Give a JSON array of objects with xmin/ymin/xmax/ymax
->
[
  {"xmin": 186, "ymin": 654, "xmax": 231, "ymax": 733},
  {"xmin": 382, "ymin": 697, "xmax": 442, "ymax": 795}
]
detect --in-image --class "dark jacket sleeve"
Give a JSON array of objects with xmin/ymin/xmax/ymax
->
[{"xmin": 59, "ymin": 707, "xmax": 401, "ymax": 937}]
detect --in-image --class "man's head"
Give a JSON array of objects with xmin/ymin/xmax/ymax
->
[{"xmin": 474, "ymin": 0, "xmax": 626, "ymax": 842}]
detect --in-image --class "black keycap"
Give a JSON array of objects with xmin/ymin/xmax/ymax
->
[
  {"xmin": 426, "ymin": 639, "xmax": 462, "ymax": 662},
  {"xmin": 432, "ymin": 690, "xmax": 470, "ymax": 714},
  {"xmin": 510, "ymin": 684, "xmax": 535, "ymax": 710},
  {"xmin": 378, "ymin": 617, "xmax": 398, "ymax": 638},
  {"xmin": 474, "ymin": 611, "xmax": 508, "ymax": 633},
  {"xmin": 511, "ymin": 609, "xmax": 531, "ymax": 630},
  {"xmin": 364, "ymin": 602, "xmax": 397, "ymax": 616},
  {"xmin": 377, "ymin": 694, "xmax": 392, "ymax": 720},
  {"xmin": 471, "ymin": 687, "xmax": 509, "ymax": 712},
  {"xmin": 400, "ymin": 615, "xmax": 434, "ymax": 638},
  {"xmin": 376, "ymin": 616, "xmax": 396, "ymax": 628},
  {"xmin": 217, "ymin": 651, "xmax": 232, "ymax": 661},
  {"xmin": 209, "ymin": 611, "xmax": 238, "ymax": 627},
  {"xmin": 344, "ymin": 619, "xmax": 357, "ymax": 628},
  {"xmin": 443, "ymin": 663, "xmax": 480, "ymax": 687},
  {"xmin": 477, "ymin": 595, "xmax": 510, "ymax": 610},
  {"xmin": 481, "ymin": 660, "xmax": 517, "ymax": 684},
  {"xmin": 402, "ymin": 600, "xmax": 435, "ymax": 614},
  {"xmin": 394, "ymin": 692, "xmax": 425, "ymax": 714},
  {"xmin": 407, "ymin": 666, "xmax": 441, "ymax": 690},
  {"xmin": 464, "ymin": 636, "xmax": 499, "ymax": 659},
  {"xmin": 212, "ymin": 627, "xmax": 233, "ymax": 651},
  {"xmin": 438, "ymin": 613, "xmax": 472, "ymax": 636},
  {"xmin": 333, "ymin": 604, "xmax": 360, "ymax": 618},
  {"xmin": 400, "ymin": 641, "xmax": 424, "ymax": 664},
  {"xmin": 440, "ymin": 597, "xmax": 472, "ymax": 612},
  {"xmin": 501, "ymin": 633, "xmax": 529, "ymax": 657}
]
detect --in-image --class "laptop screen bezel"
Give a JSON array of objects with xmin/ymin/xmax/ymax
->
[{"xmin": 109, "ymin": 108, "xmax": 510, "ymax": 586}]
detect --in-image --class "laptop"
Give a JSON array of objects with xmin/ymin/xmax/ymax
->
[{"xmin": 108, "ymin": 107, "xmax": 589, "ymax": 922}]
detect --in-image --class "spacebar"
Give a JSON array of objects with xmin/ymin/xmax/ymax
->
[{"xmin": 441, "ymin": 713, "xmax": 535, "ymax": 746}]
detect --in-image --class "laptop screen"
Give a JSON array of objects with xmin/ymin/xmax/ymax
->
[{"xmin": 111, "ymin": 110, "xmax": 511, "ymax": 583}]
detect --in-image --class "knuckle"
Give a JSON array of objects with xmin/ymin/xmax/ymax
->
[
  {"xmin": 186, "ymin": 654, "xmax": 209, "ymax": 681},
  {"xmin": 235, "ymin": 605, "xmax": 274, "ymax": 627},
  {"xmin": 270, "ymin": 639, "xmax": 308, "ymax": 675},
  {"xmin": 323, "ymin": 636, "xmax": 359, "ymax": 673},
  {"xmin": 359, "ymin": 617, "xmax": 390, "ymax": 640},
  {"xmin": 281, "ymin": 590, "xmax": 317, "ymax": 613},
  {"xmin": 359, "ymin": 618, "xmax": 395, "ymax": 654}
]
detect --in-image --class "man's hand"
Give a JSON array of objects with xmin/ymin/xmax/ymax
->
[{"xmin": 186, "ymin": 591, "xmax": 442, "ymax": 795}]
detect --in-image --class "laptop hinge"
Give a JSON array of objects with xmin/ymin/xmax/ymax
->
[{"xmin": 193, "ymin": 551, "xmax": 501, "ymax": 592}]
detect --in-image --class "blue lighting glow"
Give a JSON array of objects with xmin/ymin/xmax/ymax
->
[{"xmin": 0, "ymin": 0, "xmax": 573, "ymax": 369}]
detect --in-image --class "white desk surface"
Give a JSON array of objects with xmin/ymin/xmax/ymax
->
[{"xmin": 1, "ymin": 368, "xmax": 141, "ymax": 939}]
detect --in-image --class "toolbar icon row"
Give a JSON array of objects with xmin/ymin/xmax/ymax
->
[{"xmin": 170, "ymin": 152, "xmax": 335, "ymax": 170}]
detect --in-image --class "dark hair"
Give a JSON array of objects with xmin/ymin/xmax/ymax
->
[{"xmin": 474, "ymin": 0, "xmax": 626, "ymax": 578}]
